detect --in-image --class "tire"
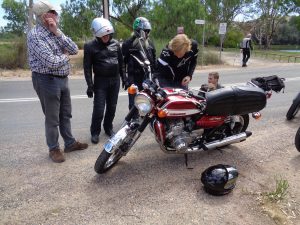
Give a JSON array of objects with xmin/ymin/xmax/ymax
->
[
  {"xmin": 94, "ymin": 126, "xmax": 138, "ymax": 174},
  {"xmin": 207, "ymin": 114, "xmax": 249, "ymax": 143},
  {"xmin": 286, "ymin": 102, "xmax": 300, "ymax": 120},
  {"xmin": 295, "ymin": 127, "xmax": 300, "ymax": 152},
  {"xmin": 230, "ymin": 114, "xmax": 249, "ymax": 134},
  {"xmin": 94, "ymin": 147, "xmax": 124, "ymax": 174}
]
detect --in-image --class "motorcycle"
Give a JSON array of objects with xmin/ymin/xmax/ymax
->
[
  {"xmin": 295, "ymin": 126, "xmax": 300, "ymax": 152},
  {"xmin": 94, "ymin": 35, "xmax": 285, "ymax": 174},
  {"xmin": 286, "ymin": 92, "xmax": 300, "ymax": 120}
]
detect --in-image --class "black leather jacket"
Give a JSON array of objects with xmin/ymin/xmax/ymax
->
[
  {"xmin": 154, "ymin": 40, "xmax": 198, "ymax": 83},
  {"xmin": 122, "ymin": 35, "xmax": 156, "ymax": 85},
  {"xmin": 84, "ymin": 38, "xmax": 124, "ymax": 88}
]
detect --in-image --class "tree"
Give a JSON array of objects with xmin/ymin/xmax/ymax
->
[
  {"xmin": 149, "ymin": 0, "xmax": 205, "ymax": 40},
  {"xmin": 111, "ymin": 0, "xmax": 152, "ymax": 31},
  {"xmin": 59, "ymin": 0, "xmax": 102, "ymax": 40},
  {"xmin": 248, "ymin": 0, "xmax": 300, "ymax": 48},
  {"xmin": 1, "ymin": 0, "xmax": 27, "ymax": 35},
  {"xmin": 201, "ymin": 0, "xmax": 251, "ymax": 25}
]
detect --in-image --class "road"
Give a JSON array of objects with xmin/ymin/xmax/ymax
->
[{"xmin": 1, "ymin": 62, "xmax": 300, "ymax": 224}]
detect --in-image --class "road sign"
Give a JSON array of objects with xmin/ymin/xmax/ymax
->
[
  {"xmin": 219, "ymin": 23, "xmax": 227, "ymax": 34},
  {"xmin": 195, "ymin": 19, "xmax": 205, "ymax": 25}
]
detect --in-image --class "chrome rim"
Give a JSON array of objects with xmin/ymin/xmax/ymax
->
[{"xmin": 105, "ymin": 151, "xmax": 122, "ymax": 169}]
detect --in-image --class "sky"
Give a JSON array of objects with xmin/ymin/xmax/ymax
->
[{"xmin": 0, "ymin": 0, "xmax": 65, "ymax": 27}]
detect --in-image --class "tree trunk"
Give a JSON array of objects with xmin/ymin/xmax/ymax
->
[{"xmin": 28, "ymin": 0, "xmax": 34, "ymax": 31}]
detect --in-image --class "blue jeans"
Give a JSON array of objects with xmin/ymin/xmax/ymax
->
[
  {"xmin": 32, "ymin": 72, "xmax": 76, "ymax": 150},
  {"xmin": 91, "ymin": 77, "xmax": 120, "ymax": 136}
]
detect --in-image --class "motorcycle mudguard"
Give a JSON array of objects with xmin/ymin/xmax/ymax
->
[{"xmin": 104, "ymin": 125, "xmax": 129, "ymax": 153}]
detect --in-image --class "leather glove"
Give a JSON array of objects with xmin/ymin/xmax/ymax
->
[
  {"xmin": 86, "ymin": 86, "xmax": 93, "ymax": 98},
  {"xmin": 122, "ymin": 78, "xmax": 131, "ymax": 90}
]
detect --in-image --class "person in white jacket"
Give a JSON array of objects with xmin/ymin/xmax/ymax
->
[{"xmin": 240, "ymin": 33, "xmax": 253, "ymax": 67}]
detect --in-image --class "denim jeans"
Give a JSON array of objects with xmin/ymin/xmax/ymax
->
[
  {"xmin": 32, "ymin": 72, "xmax": 76, "ymax": 150},
  {"xmin": 91, "ymin": 77, "xmax": 120, "ymax": 136}
]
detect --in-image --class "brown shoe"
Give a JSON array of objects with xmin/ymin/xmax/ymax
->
[
  {"xmin": 49, "ymin": 148, "xmax": 65, "ymax": 163},
  {"xmin": 64, "ymin": 141, "xmax": 88, "ymax": 153}
]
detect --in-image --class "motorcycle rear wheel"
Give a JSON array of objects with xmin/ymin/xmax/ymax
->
[
  {"xmin": 295, "ymin": 127, "xmax": 300, "ymax": 152},
  {"xmin": 286, "ymin": 102, "xmax": 300, "ymax": 120},
  {"xmin": 230, "ymin": 114, "xmax": 249, "ymax": 134}
]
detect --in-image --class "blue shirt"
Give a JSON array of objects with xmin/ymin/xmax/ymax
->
[{"xmin": 27, "ymin": 24, "xmax": 78, "ymax": 76}]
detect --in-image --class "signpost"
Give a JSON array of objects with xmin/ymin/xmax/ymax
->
[
  {"xmin": 195, "ymin": 19, "xmax": 205, "ymax": 67},
  {"xmin": 218, "ymin": 23, "xmax": 227, "ymax": 61},
  {"xmin": 102, "ymin": 0, "xmax": 109, "ymax": 19}
]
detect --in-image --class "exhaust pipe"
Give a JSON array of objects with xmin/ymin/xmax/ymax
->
[
  {"xmin": 203, "ymin": 131, "xmax": 252, "ymax": 151},
  {"xmin": 160, "ymin": 131, "xmax": 252, "ymax": 153}
]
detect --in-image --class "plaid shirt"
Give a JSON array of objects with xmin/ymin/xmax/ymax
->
[{"xmin": 27, "ymin": 24, "xmax": 78, "ymax": 76}]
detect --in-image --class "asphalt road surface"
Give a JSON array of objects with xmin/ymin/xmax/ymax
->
[{"xmin": 1, "ymin": 62, "xmax": 300, "ymax": 224}]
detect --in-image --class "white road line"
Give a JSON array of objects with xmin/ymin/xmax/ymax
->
[{"xmin": 0, "ymin": 77, "xmax": 298, "ymax": 103}]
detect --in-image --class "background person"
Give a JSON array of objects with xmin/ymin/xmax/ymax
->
[
  {"xmin": 84, "ymin": 17, "xmax": 125, "ymax": 144},
  {"xmin": 27, "ymin": 0, "xmax": 88, "ymax": 163},
  {"xmin": 200, "ymin": 72, "xmax": 223, "ymax": 92},
  {"xmin": 154, "ymin": 34, "xmax": 198, "ymax": 89},
  {"xmin": 240, "ymin": 33, "xmax": 253, "ymax": 67},
  {"xmin": 122, "ymin": 17, "xmax": 156, "ymax": 111}
]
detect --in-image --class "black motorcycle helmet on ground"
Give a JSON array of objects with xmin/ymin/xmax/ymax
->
[{"xmin": 201, "ymin": 164, "xmax": 239, "ymax": 196}]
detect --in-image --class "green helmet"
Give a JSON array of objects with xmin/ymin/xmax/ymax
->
[{"xmin": 133, "ymin": 17, "xmax": 152, "ymax": 32}]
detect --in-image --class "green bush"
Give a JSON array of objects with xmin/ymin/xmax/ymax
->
[
  {"xmin": 75, "ymin": 41, "xmax": 85, "ymax": 50},
  {"xmin": 198, "ymin": 49, "xmax": 222, "ymax": 65},
  {"xmin": 0, "ymin": 37, "xmax": 28, "ymax": 69}
]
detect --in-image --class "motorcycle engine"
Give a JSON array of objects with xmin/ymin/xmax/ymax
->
[{"xmin": 165, "ymin": 118, "xmax": 204, "ymax": 151}]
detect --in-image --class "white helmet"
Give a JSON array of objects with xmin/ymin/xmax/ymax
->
[{"xmin": 91, "ymin": 17, "xmax": 114, "ymax": 38}]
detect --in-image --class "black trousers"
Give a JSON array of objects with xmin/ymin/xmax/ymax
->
[
  {"xmin": 91, "ymin": 77, "xmax": 120, "ymax": 136},
  {"xmin": 242, "ymin": 49, "xmax": 251, "ymax": 65}
]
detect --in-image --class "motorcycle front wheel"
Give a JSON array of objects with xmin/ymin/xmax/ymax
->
[
  {"xmin": 286, "ymin": 102, "xmax": 300, "ymax": 120},
  {"xmin": 94, "ymin": 127, "xmax": 138, "ymax": 174},
  {"xmin": 94, "ymin": 146, "xmax": 125, "ymax": 174},
  {"xmin": 295, "ymin": 127, "xmax": 300, "ymax": 152}
]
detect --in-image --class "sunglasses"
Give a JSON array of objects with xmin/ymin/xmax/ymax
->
[{"xmin": 47, "ymin": 10, "xmax": 58, "ymax": 16}]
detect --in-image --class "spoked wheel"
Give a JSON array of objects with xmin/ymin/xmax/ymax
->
[
  {"xmin": 295, "ymin": 127, "xmax": 300, "ymax": 152},
  {"xmin": 229, "ymin": 114, "xmax": 249, "ymax": 135},
  {"xmin": 94, "ymin": 146, "xmax": 125, "ymax": 174},
  {"xmin": 94, "ymin": 125, "xmax": 138, "ymax": 174},
  {"xmin": 286, "ymin": 102, "xmax": 300, "ymax": 120}
]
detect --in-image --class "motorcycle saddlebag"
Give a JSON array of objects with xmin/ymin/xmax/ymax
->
[
  {"xmin": 251, "ymin": 75, "xmax": 285, "ymax": 93},
  {"xmin": 205, "ymin": 85, "xmax": 267, "ymax": 116}
]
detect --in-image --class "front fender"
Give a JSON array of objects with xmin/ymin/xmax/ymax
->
[{"xmin": 104, "ymin": 125, "xmax": 130, "ymax": 153}]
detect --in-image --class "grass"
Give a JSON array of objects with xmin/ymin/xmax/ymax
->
[
  {"xmin": 1, "ymin": 38, "xmax": 299, "ymax": 69},
  {"xmin": 265, "ymin": 177, "xmax": 289, "ymax": 203},
  {"xmin": 0, "ymin": 39, "xmax": 28, "ymax": 69}
]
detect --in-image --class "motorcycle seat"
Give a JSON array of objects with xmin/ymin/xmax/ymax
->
[{"xmin": 205, "ymin": 85, "xmax": 267, "ymax": 116}]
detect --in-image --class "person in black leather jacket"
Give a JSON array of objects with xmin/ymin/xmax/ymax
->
[
  {"xmin": 122, "ymin": 17, "xmax": 156, "ymax": 110},
  {"xmin": 154, "ymin": 34, "xmax": 198, "ymax": 89},
  {"xmin": 84, "ymin": 18, "xmax": 125, "ymax": 144}
]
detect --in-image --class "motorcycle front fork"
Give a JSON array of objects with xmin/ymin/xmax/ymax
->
[{"xmin": 121, "ymin": 107, "xmax": 153, "ymax": 150}]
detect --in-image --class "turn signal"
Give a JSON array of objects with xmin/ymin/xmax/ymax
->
[
  {"xmin": 158, "ymin": 109, "xmax": 168, "ymax": 118},
  {"xmin": 128, "ymin": 85, "xmax": 137, "ymax": 95},
  {"xmin": 252, "ymin": 112, "xmax": 262, "ymax": 120}
]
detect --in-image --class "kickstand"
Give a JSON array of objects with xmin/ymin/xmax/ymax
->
[{"xmin": 184, "ymin": 154, "xmax": 193, "ymax": 169}]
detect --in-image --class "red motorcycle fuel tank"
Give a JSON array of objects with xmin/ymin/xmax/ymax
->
[{"xmin": 160, "ymin": 94, "xmax": 201, "ymax": 118}]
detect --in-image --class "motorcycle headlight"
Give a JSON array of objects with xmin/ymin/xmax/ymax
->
[{"xmin": 134, "ymin": 93, "xmax": 154, "ymax": 116}]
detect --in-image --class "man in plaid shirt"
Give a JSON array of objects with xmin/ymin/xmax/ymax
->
[{"xmin": 27, "ymin": 0, "xmax": 88, "ymax": 163}]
